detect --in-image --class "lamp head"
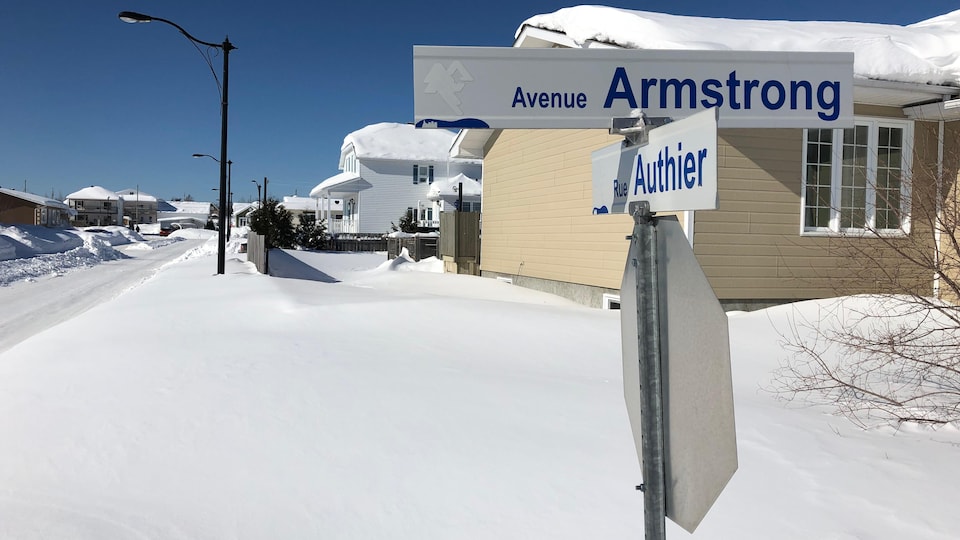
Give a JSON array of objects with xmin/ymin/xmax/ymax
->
[
  {"xmin": 118, "ymin": 11, "xmax": 152, "ymax": 23},
  {"xmin": 192, "ymin": 153, "xmax": 204, "ymax": 158}
]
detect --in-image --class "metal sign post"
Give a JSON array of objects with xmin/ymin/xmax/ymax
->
[
  {"xmin": 611, "ymin": 111, "xmax": 736, "ymax": 536},
  {"xmin": 624, "ymin": 200, "xmax": 667, "ymax": 540}
]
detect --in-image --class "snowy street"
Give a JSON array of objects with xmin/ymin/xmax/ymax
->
[
  {"xmin": 0, "ymin": 236, "xmax": 207, "ymax": 355},
  {"xmin": 0, "ymin": 228, "xmax": 958, "ymax": 538}
]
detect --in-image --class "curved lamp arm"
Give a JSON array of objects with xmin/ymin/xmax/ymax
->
[{"xmin": 118, "ymin": 11, "xmax": 235, "ymax": 51}]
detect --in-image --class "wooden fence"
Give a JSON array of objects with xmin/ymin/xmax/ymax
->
[
  {"xmin": 247, "ymin": 232, "xmax": 268, "ymax": 274},
  {"xmin": 440, "ymin": 212, "xmax": 481, "ymax": 275},
  {"xmin": 329, "ymin": 236, "xmax": 387, "ymax": 252},
  {"xmin": 387, "ymin": 235, "xmax": 439, "ymax": 261}
]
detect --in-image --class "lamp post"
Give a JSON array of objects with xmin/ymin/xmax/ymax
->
[
  {"xmin": 251, "ymin": 179, "xmax": 262, "ymax": 208},
  {"xmin": 120, "ymin": 10, "xmax": 236, "ymax": 275},
  {"xmin": 194, "ymin": 153, "xmax": 232, "ymax": 235}
]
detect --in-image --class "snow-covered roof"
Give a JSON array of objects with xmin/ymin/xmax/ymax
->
[
  {"xmin": 342, "ymin": 122, "xmax": 461, "ymax": 162},
  {"xmin": 233, "ymin": 202, "xmax": 256, "ymax": 215},
  {"xmin": 518, "ymin": 7, "xmax": 960, "ymax": 86},
  {"xmin": 309, "ymin": 172, "xmax": 370, "ymax": 198},
  {"xmin": 427, "ymin": 173, "xmax": 482, "ymax": 200},
  {"xmin": 115, "ymin": 189, "xmax": 158, "ymax": 203},
  {"xmin": 159, "ymin": 201, "xmax": 213, "ymax": 214},
  {"xmin": 66, "ymin": 186, "xmax": 122, "ymax": 201},
  {"xmin": 0, "ymin": 188, "xmax": 72, "ymax": 211},
  {"xmin": 279, "ymin": 196, "xmax": 318, "ymax": 212}
]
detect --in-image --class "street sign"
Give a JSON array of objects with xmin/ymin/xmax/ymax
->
[
  {"xmin": 621, "ymin": 215, "xmax": 737, "ymax": 534},
  {"xmin": 592, "ymin": 109, "xmax": 718, "ymax": 215},
  {"xmin": 413, "ymin": 46, "xmax": 853, "ymax": 129}
]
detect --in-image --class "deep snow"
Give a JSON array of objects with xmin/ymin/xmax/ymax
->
[{"xmin": 0, "ymin": 224, "xmax": 957, "ymax": 539}]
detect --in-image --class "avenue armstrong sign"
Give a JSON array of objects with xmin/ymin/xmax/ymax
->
[{"xmin": 413, "ymin": 46, "xmax": 853, "ymax": 130}]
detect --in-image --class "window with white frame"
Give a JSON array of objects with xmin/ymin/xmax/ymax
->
[{"xmin": 802, "ymin": 118, "xmax": 912, "ymax": 235}]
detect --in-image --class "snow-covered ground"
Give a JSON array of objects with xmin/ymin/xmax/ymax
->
[{"xmin": 0, "ymin": 224, "xmax": 957, "ymax": 539}]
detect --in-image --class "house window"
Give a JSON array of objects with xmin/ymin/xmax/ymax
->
[
  {"xmin": 413, "ymin": 164, "xmax": 434, "ymax": 184},
  {"xmin": 801, "ymin": 118, "xmax": 912, "ymax": 235}
]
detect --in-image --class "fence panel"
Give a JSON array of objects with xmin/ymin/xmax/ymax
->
[
  {"xmin": 247, "ymin": 232, "xmax": 267, "ymax": 273},
  {"xmin": 440, "ymin": 212, "xmax": 480, "ymax": 259}
]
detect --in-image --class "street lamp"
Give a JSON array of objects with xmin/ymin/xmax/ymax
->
[
  {"xmin": 194, "ymin": 153, "xmax": 232, "ymax": 234},
  {"xmin": 119, "ymin": 10, "xmax": 236, "ymax": 275},
  {"xmin": 251, "ymin": 179, "xmax": 262, "ymax": 207}
]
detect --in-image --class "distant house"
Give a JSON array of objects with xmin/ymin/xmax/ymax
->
[
  {"xmin": 309, "ymin": 122, "xmax": 482, "ymax": 235},
  {"xmin": 232, "ymin": 202, "xmax": 257, "ymax": 227},
  {"xmin": 425, "ymin": 173, "xmax": 482, "ymax": 225},
  {"xmin": 157, "ymin": 200, "xmax": 215, "ymax": 228},
  {"xmin": 116, "ymin": 188, "xmax": 158, "ymax": 225},
  {"xmin": 0, "ymin": 187, "xmax": 74, "ymax": 227},
  {"xmin": 277, "ymin": 195, "xmax": 343, "ymax": 226},
  {"xmin": 65, "ymin": 186, "xmax": 123, "ymax": 227}
]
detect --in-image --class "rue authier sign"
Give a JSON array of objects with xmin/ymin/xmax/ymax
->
[
  {"xmin": 413, "ymin": 46, "xmax": 853, "ymax": 130},
  {"xmin": 592, "ymin": 109, "xmax": 718, "ymax": 215}
]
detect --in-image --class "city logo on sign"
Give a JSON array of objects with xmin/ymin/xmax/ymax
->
[{"xmin": 418, "ymin": 61, "xmax": 491, "ymax": 129}]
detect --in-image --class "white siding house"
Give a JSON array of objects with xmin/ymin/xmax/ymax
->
[
  {"xmin": 278, "ymin": 195, "xmax": 342, "ymax": 226},
  {"xmin": 65, "ymin": 186, "xmax": 124, "ymax": 227},
  {"xmin": 310, "ymin": 122, "xmax": 482, "ymax": 235}
]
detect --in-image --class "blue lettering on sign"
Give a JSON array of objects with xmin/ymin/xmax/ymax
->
[
  {"xmin": 512, "ymin": 87, "xmax": 587, "ymax": 109},
  {"xmin": 634, "ymin": 142, "xmax": 709, "ymax": 196},
  {"xmin": 603, "ymin": 67, "xmax": 841, "ymax": 121},
  {"xmin": 613, "ymin": 178, "xmax": 629, "ymax": 198}
]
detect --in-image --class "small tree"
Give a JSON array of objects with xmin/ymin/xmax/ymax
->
[
  {"xmin": 390, "ymin": 209, "xmax": 418, "ymax": 233},
  {"xmin": 295, "ymin": 213, "xmax": 328, "ymax": 250},
  {"xmin": 773, "ymin": 133, "xmax": 960, "ymax": 427},
  {"xmin": 249, "ymin": 197, "xmax": 295, "ymax": 249}
]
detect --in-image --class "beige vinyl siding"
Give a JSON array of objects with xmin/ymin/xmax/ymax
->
[
  {"xmin": 482, "ymin": 111, "xmax": 940, "ymax": 303},
  {"xmin": 482, "ymin": 128, "xmax": 634, "ymax": 289},
  {"xmin": 698, "ymin": 120, "xmax": 937, "ymax": 300}
]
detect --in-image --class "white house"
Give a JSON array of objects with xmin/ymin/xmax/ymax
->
[
  {"xmin": 278, "ymin": 195, "xmax": 342, "ymax": 226},
  {"xmin": 425, "ymin": 172, "xmax": 482, "ymax": 224},
  {"xmin": 310, "ymin": 122, "xmax": 482, "ymax": 235},
  {"xmin": 65, "ymin": 186, "xmax": 123, "ymax": 227}
]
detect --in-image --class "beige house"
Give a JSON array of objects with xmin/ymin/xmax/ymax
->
[
  {"xmin": 0, "ymin": 188, "xmax": 74, "ymax": 227},
  {"xmin": 116, "ymin": 188, "xmax": 158, "ymax": 225},
  {"xmin": 454, "ymin": 8, "xmax": 960, "ymax": 309}
]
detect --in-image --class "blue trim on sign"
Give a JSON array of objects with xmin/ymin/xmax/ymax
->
[
  {"xmin": 593, "ymin": 206, "xmax": 609, "ymax": 214},
  {"xmin": 415, "ymin": 118, "xmax": 490, "ymax": 129}
]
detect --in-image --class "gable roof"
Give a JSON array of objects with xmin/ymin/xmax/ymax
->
[
  {"xmin": 0, "ymin": 188, "xmax": 72, "ymax": 211},
  {"xmin": 517, "ymin": 7, "xmax": 960, "ymax": 87},
  {"xmin": 342, "ymin": 122, "xmax": 463, "ymax": 162},
  {"xmin": 158, "ymin": 201, "xmax": 214, "ymax": 214},
  {"xmin": 427, "ymin": 173, "xmax": 482, "ymax": 200}
]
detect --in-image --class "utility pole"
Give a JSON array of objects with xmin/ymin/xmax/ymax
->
[{"xmin": 263, "ymin": 177, "xmax": 269, "ymax": 274}]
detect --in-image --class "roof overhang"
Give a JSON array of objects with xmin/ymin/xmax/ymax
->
[{"xmin": 309, "ymin": 171, "xmax": 371, "ymax": 198}]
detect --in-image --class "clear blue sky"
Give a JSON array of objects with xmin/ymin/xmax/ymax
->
[{"xmin": 0, "ymin": 1, "xmax": 955, "ymax": 203}]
